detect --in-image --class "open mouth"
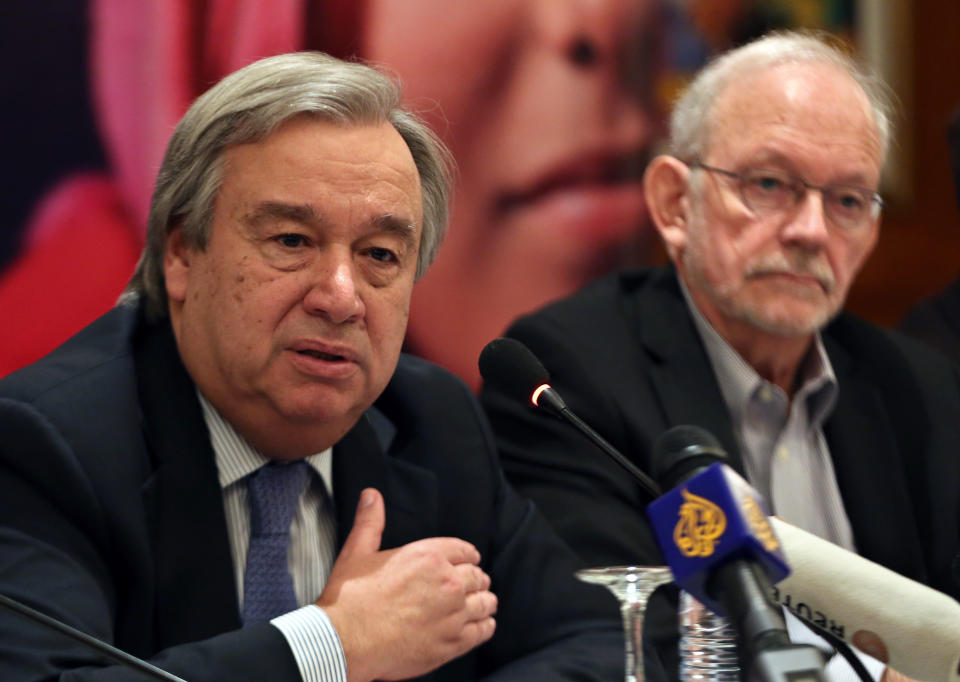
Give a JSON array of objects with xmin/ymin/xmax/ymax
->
[{"xmin": 296, "ymin": 349, "xmax": 346, "ymax": 362}]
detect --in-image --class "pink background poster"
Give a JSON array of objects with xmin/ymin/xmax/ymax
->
[{"xmin": 2, "ymin": 1, "xmax": 957, "ymax": 388}]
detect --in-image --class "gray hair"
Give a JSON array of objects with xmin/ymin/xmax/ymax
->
[
  {"xmin": 669, "ymin": 31, "xmax": 894, "ymax": 164},
  {"xmin": 122, "ymin": 51, "xmax": 454, "ymax": 318}
]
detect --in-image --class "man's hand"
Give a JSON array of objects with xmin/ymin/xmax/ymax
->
[{"xmin": 317, "ymin": 488, "xmax": 497, "ymax": 682}]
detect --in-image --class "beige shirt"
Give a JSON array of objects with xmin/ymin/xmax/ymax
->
[{"xmin": 680, "ymin": 281, "xmax": 855, "ymax": 551}]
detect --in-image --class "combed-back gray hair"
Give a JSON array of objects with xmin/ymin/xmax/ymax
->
[
  {"xmin": 123, "ymin": 51, "xmax": 453, "ymax": 318},
  {"xmin": 669, "ymin": 31, "xmax": 894, "ymax": 165}
]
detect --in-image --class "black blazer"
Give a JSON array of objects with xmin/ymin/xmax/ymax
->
[
  {"xmin": 900, "ymin": 274, "xmax": 960, "ymax": 367},
  {"xmin": 482, "ymin": 267, "xmax": 960, "ymax": 674},
  {"xmin": 0, "ymin": 303, "xmax": 623, "ymax": 681}
]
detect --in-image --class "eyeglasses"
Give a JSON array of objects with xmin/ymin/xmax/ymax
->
[{"xmin": 688, "ymin": 161, "xmax": 884, "ymax": 231}]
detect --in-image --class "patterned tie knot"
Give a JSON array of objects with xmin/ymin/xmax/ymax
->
[{"xmin": 248, "ymin": 460, "xmax": 309, "ymax": 537}]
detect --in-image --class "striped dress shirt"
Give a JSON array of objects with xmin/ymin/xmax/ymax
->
[{"xmin": 198, "ymin": 393, "xmax": 347, "ymax": 682}]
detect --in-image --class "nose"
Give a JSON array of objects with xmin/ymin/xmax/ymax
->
[
  {"xmin": 781, "ymin": 190, "xmax": 831, "ymax": 250},
  {"xmin": 528, "ymin": 0, "xmax": 662, "ymax": 142},
  {"xmin": 533, "ymin": 0, "xmax": 636, "ymax": 68},
  {"xmin": 302, "ymin": 254, "xmax": 365, "ymax": 325}
]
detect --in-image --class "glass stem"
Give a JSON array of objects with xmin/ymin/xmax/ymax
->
[{"xmin": 622, "ymin": 582, "xmax": 656, "ymax": 682}]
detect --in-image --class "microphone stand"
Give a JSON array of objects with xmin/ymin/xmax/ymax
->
[{"xmin": 0, "ymin": 593, "xmax": 188, "ymax": 682}]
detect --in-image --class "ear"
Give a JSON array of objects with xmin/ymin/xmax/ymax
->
[
  {"xmin": 164, "ymin": 225, "xmax": 191, "ymax": 305},
  {"xmin": 643, "ymin": 155, "xmax": 693, "ymax": 262}
]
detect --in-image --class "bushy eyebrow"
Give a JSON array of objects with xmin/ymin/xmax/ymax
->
[
  {"xmin": 243, "ymin": 201, "xmax": 419, "ymax": 250},
  {"xmin": 243, "ymin": 201, "xmax": 320, "ymax": 228}
]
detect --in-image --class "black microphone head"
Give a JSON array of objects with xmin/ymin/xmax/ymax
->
[
  {"xmin": 653, "ymin": 424, "xmax": 729, "ymax": 490},
  {"xmin": 479, "ymin": 337, "xmax": 550, "ymax": 405}
]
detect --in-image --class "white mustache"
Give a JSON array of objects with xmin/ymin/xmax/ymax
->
[{"xmin": 744, "ymin": 251, "xmax": 836, "ymax": 293}]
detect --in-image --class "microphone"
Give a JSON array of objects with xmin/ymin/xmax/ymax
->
[
  {"xmin": 479, "ymin": 339, "xmax": 937, "ymax": 678},
  {"xmin": 769, "ymin": 517, "xmax": 960, "ymax": 682},
  {"xmin": 648, "ymin": 425, "xmax": 790, "ymax": 613},
  {"xmin": 478, "ymin": 337, "xmax": 660, "ymax": 498},
  {"xmin": 0, "ymin": 593, "xmax": 188, "ymax": 681},
  {"xmin": 479, "ymin": 340, "xmax": 825, "ymax": 678},
  {"xmin": 647, "ymin": 425, "xmax": 826, "ymax": 681}
]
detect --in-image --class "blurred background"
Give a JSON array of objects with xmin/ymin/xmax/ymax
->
[{"xmin": 1, "ymin": 0, "xmax": 956, "ymax": 388}]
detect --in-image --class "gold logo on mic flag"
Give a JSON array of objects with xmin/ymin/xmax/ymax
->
[
  {"xmin": 741, "ymin": 494, "xmax": 780, "ymax": 552},
  {"xmin": 674, "ymin": 488, "xmax": 727, "ymax": 557}
]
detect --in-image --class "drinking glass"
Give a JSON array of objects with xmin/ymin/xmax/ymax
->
[{"xmin": 576, "ymin": 566, "xmax": 674, "ymax": 682}]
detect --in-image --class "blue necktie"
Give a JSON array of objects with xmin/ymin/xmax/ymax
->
[{"xmin": 242, "ymin": 460, "xmax": 309, "ymax": 626}]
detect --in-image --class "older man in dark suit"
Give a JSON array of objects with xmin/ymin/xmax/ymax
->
[
  {"xmin": 0, "ymin": 52, "xmax": 622, "ymax": 682},
  {"xmin": 483, "ymin": 32, "xmax": 960, "ymax": 681}
]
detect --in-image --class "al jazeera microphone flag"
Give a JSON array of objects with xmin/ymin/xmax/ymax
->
[{"xmin": 647, "ymin": 462, "xmax": 790, "ymax": 615}]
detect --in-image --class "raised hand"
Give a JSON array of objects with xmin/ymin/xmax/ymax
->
[{"xmin": 317, "ymin": 488, "xmax": 498, "ymax": 682}]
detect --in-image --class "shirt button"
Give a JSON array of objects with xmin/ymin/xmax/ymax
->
[
  {"xmin": 777, "ymin": 446, "xmax": 790, "ymax": 461},
  {"xmin": 759, "ymin": 386, "xmax": 774, "ymax": 402}
]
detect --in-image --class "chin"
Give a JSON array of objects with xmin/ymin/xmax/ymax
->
[
  {"xmin": 734, "ymin": 285, "xmax": 839, "ymax": 333},
  {"xmin": 746, "ymin": 305, "xmax": 837, "ymax": 337},
  {"xmin": 270, "ymin": 388, "xmax": 365, "ymax": 427}
]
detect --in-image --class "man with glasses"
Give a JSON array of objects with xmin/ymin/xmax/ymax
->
[
  {"xmin": 482, "ymin": 31, "xmax": 960, "ymax": 680},
  {"xmin": 687, "ymin": 162, "xmax": 884, "ymax": 230}
]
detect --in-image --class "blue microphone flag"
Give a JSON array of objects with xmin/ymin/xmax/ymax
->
[{"xmin": 647, "ymin": 462, "xmax": 790, "ymax": 615}]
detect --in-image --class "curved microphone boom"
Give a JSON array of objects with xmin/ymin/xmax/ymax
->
[
  {"xmin": 479, "ymin": 339, "xmax": 941, "ymax": 679},
  {"xmin": 478, "ymin": 337, "xmax": 659, "ymax": 498},
  {"xmin": 0, "ymin": 593, "xmax": 187, "ymax": 681}
]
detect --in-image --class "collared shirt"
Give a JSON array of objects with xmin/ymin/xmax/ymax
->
[
  {"xmin": 679, "ymin": 282, "xmax": 883, "ymax": 681},
  {"xmin": 680, "ymin": 283, "xmax": 855, "ymax": 551},
  {"xmin": 198, "ymin": 393, "xmax": 346, "ymax": 682}
]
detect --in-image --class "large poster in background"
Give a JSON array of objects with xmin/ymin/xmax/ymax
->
[{"xmin": 0, "ymin": 0, "xmax": 862, "ymax": 387}]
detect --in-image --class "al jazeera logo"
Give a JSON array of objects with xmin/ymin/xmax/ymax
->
[
  {"xmin": 741, "ymin": 493, "xmax": 780, "ymax": 552},
  {"xmin": 673, "ymin": 488, "xmax": 780, "ymax": 557},
  {"xmin": 673, "ymin": 489, "xmax": 726, "ymax": 557}
]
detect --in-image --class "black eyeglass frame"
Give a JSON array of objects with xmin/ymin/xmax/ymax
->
[{"xmin": 687, "ymin": 160, "xmax": 884, "ymax": 228}]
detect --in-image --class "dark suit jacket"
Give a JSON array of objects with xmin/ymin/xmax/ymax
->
[
  {"xmin": 481, "ymin": 267, "xmax": 960, "ymax": 676},
  {"xmin": 900, "ymin": 274, "xmax": 960, "ymax": 367},
  {"xmin": 0, "ymin": 302, "xmax": 623, "ymax": 681}
]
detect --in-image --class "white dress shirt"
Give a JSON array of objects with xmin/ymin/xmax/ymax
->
[{"xmin": 198, "ymin": 393, "xmax": 347, "ymax": 682}]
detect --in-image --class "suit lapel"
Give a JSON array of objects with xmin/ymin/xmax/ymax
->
[
  {"xmin": 630, "ymin": 270, "xmax": 745, "ymax": 473},
  {"xmin": 135, "ymin": 315, "xmax": 441, "ymax": 648},
  {"xmin": 333, "ymin": 408, "xmax": 439, "ymax": 552},
  {"xmin": 823, "ymin": 335, "xmax": 927, "ymax": 580},
  {"xmin": 631, "ymin": 271, "xmax": 927, "ymax": 578},
  {"xmin": 135, "ymin": 316, "xmax": 242, "ymax": 648}
]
